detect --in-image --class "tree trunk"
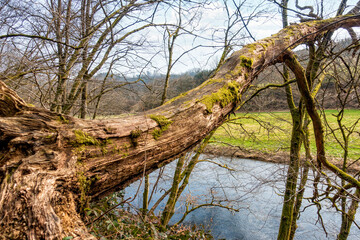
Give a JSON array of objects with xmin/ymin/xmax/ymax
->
[
  {"xmin": 1, "ymin": 15, "xmax": 360, "ymax": 239},
  {"xmin": 277, "ymin": 105, "xmax": 303, "ymax": 240},
  {"xmin": 338, "ymin": 188, "xmax": 360, "ymax": 240}
]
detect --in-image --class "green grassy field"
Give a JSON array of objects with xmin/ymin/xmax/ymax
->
[{"xmin": 211, "ymin": 109, "xmax": 360, "ymax": 161}]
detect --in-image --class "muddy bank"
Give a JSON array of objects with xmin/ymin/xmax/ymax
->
[
  {"xmin": 203, "ymin": 144, "xmax": 360, "ymax": 173},
  {"xmin": 203, "ymin": 144, "xmax": 290, "ymax": 164}
]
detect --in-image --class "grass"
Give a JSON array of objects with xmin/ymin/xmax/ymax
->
[{"xmin": 211, "ymin": 109, "xmax": 360, "ymax": 161}]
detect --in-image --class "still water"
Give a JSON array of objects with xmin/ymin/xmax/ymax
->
[{"xmin": 125, "ymin": 156, "xmax": 360, "ymax": 240}]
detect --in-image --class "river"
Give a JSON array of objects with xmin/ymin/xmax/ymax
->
[{"xmin": 125, "ymin": 155, "xmax": 360, "ymax": 240}]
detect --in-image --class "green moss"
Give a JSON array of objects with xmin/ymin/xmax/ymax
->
[
  {"xmin": 181, "ymin": 100, "xmax": 193, "ymax": 109},
  {"xmin": 149, "ymin": 115, "xmax": 173, "ymax": 140},
  {"xmin": 58, "ymin": 115, "xmax": 69, "ymax": 124},
  {"xmin": 99, "ymin": 139, "xmax": 112, "ymax": 155},
  {"xmin": 77, "ymin": 172, "xmax": 92, "ymax": 211},
  {"xmin": 245, "ymin": 43, "xmax": 258, "ymax": 53},
  {"xmin": 72, "ymin": 130, "xmax": 99, "ymax": 146},
  {"xmin": 73, "ymin": 145, "xmax": 86, "ymax": 159},
  {"xmin": 164, "ymin": 92, "xmax": 188, "ymax": 105},
  {"xmin": 198, "ymin": 78, "xmax": 223, "ymax": 90},
  {"xmin": 111, "ymin": 143, "xmax": 131, "ymax": 158},
  {"xmin": 5, "ymin": 173, "xmax": 11, "ymax": 183},
  {"xmin": 287, "ymin": 28, "xmax": 294, "ymax": 36},
  {"xmin": 44, "ymin": 133, "xmax": 57, "ymax": 144},
  {"xmin": 225, "ymin": 73, "xmax": 232, "ymax": 79},
  {"xmin": 77, "ymin": 172, "xmax": 100, "ymax": 212},
  {"xmin": 70, "ymin": 130, "xmax": 104, "ymax": 159},
  {"xmin": 101, "ymin": 147, "xmax": 108, "ymax": 155},
  {"xmin": 114, "ymin": 144, "xmax": 129, "ymax": 154},
  {"xmin": 112, "ymin": 146, "xmax": 119, "ymax": 154},
  {"xmin": 239, "ymin": 55, "xmax": 253, "ymax": 69},
  {"xmin": 130, "ymin": 129, "xmax": 142, "ymax": 138},
  {"xmin": 123, "ymin": 143, "xmax": 130, "ymax": 151},
  {"xmin": 259, "ymin": 38, "xmax": 275, "ymax": 49},
  {"xmin": 149, "ymin": 115, "xmax": 173, "ymax": 129},
  {"xmin": 152, "ymin": 129, "xmax": 162, "ymax": 140},
  {"xmin": 130, "ymin": 129, "xmax": 142, "ymax": 147},
  {"xmin": 200, "ymin": 81, "xmax": 241, "ymax": 113},
  {"xmin": 62, "ymin": 237, "xmax": 74, "ymax": 240},
  {"xmin": 164, "ymin": 78, "xmax": 223, "ymax": 106}
]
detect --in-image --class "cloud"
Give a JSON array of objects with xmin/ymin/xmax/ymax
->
[{"xmin": 247, "ymin": 16, "xmax": 283, "ymax": 40}]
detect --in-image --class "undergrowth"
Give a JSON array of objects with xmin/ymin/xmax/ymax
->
[{"xmin": 85, "ymin": 192, "xmax": 213, "ymax": 240}]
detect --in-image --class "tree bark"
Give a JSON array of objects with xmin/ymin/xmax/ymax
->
[{"xmin": 1, "ymin": 15, "xmax": 360, "ymax": 239}]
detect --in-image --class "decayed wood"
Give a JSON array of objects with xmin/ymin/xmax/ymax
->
[{"xmin": 0, "ymin": 15, "xmax": 360, "ymax": 239}]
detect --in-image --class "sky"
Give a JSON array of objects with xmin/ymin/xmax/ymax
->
[{"xmin": 112, "ymin": 0, "xmax": 360, "ymax": 76}]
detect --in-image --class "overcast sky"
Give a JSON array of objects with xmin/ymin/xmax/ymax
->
[{"xmin": 126, "ymin": 0, "xmax": 360, "ymax": 76}]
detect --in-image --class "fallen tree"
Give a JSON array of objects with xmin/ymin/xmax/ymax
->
[{"xmin": 1, "ymin": 14, "xmax": 360, "ymax": 239}]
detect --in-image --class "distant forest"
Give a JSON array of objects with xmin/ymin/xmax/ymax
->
[
  {"xmin": 7, "ymin": 38, "xmax": 357, "ymax": 117},
  {"xmin": 90, "ymin": 38, "xmax": 359, "ymax": 116}
]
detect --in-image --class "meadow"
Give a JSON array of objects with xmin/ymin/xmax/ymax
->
[{"xmin": 211, "ymin": 109, "xmax": 360, "ymax": 161}]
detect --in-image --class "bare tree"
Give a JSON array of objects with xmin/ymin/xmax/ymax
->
[
  {"xmin": 268, "ymin": 1, "xmax": 359, "ymax": 239},
  {"xmin": 1, "ymin": 0, "xmax": 166, "ymax": 117},
  {"xmin": 318, "ymin": 44, "xmax": 360, "ymax": 239},
  {"xmin": 1, "ymin": 14, "xmax": 360, "ymax": 239}
]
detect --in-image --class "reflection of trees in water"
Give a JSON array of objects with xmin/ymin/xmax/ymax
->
[{"xmin": 133, "ymin": 156, "xmax": 359, "ymax": 239}]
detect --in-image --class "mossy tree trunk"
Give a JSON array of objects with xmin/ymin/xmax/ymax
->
[
  {"xmin": 1, "ymin": 15, "xmax": 360, "ymax": 239},
  {"xmin": 332, "ymin": 64, "xmax": 360, "ymax": 239},
  {"xmin": 278, "ymin": 2, "xmax": 352, "ymax": 238},
  {"xmin": 160, "ymin": 155, "xmax": 186, "ymax": 228},
  {"xmin": 284, "ymin": 51, "xmax": 360, "ymax": 239},
  {"xmin": 284, "ymin": 50, "xmax": 360, "ymax": 188},
  {"xmin": 159, "ymin": 131, "xmax": 213, "ymax": 229},
  {"xmin": 277, "ymin": 1, "xmax": 308, "ymax": 238},
  {"xmin": 277, "ymin": 75, "xmax": 305, "ymax": 240},
  {"xmin": 289, "ymin": 113, "xmax": 312, "ymax": 240},
  {"xmin": 338, "ymin": 188, "xmax": 360, "ymax": 240}
]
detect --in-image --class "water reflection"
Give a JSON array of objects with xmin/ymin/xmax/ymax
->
[{"xmin": 125, "ymin": 156, "xmax": 360, "ymax": 240}]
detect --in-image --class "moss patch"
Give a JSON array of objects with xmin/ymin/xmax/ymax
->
[
  {"xmin": 77, "ymin": 172, "xmax": 100, "ymax": 213},
  {"xmin": 200, "ymin": 81, "xmax": 241, "ymax": 113},
  {"xmin": 164, "ymin": 78, "xmax": 223, "ymax": 106},
  {"xmin": 149, "ymin": 115, "xmax": 173, "ymax": 140},
  {"xmin": 198, "ymin": 78, "xmax": 223, "ymax": 90},
  {"xmin": 151, "ymin": 129, "xmax": 161, "ymax": 140},
  {"xmin": 259, "ymin": 38, "xmax": 275, "ymax": 49},
  {"xmin": 245, "ymin": 43, "xmax": 258, "ymax": 53},
  {"xmin": 111, "ymin": 143, "xmax": 130, "ymax": 158},
  {"xmin": 239, "ymin": 55, "xmax": 253, "ymax": 69},
  {"xmin": 77, "ymin": 172, "xmax": 92, "ymax": 211},
  {"xmin": 164, "ymin": 92, "xmax": 189, "ymax": 105},
  {"xmin": 58, "ymin": 115, "xmax": 69, "ymax": 124},
  {"xmin": 130, "ymin": 129, "xmax": 142, "ymax": 147},
  {"xmin": 71, "ymin": 130, "xmax": 99, "ymax": 146}
]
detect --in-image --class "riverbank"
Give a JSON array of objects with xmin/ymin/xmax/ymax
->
[{"xmin": 204, "ymin": 144, "xmax": 360, "ymax": 173}]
